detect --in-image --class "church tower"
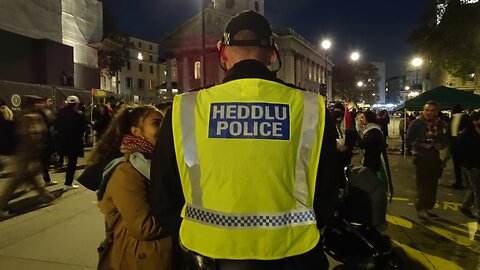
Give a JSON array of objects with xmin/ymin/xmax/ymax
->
[{"xmin": 212, "ymin": 0, "xmax": 264, "ymax": 15}]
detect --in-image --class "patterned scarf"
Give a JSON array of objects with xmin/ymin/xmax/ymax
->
[
  {"xmin": 419, "ymin": 113, "xmax": 439, "ymax": 139},
  {"xmin": 121, "ymin": 134, "xmax": 154, "ymax": 155}
]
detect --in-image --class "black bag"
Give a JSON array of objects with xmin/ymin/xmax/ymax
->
[
  {"xmin": 77, "ymin": 163, "xmax": 104, "ymax": 191},
  {"xmin": 77, "ymin": 153, "xmax": 122, "ymax": 191}
]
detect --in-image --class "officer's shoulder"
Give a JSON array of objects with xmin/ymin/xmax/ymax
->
[
  {"xmin": 276, "ymin": 81, "xmax": 317, "ymax": 95},
  {"xmin": 184, "ymin": 83, "xmax": 217, "ymax": 93},
  {"xmin": 282, "ymin": 81, "xmax": 304, "ymax": 91}
]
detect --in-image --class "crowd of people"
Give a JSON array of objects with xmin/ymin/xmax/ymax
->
[
  {"xmin": 0, "ymin": 10, "xmax": 479, "ymax": 270},
  {"xmin": 0, "ymin": 95, "xmax": 115, "ymax": 217}
]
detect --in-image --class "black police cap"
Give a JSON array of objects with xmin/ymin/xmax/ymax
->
[{"xmin": 222, "ymin": 10, "xmax": 274, "ymax": 47}]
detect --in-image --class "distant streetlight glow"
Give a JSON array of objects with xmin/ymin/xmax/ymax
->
[
  {"xmin": 411, "ymin": 57, "xmax": 423, "ymax": 67},
  {"xmin": 137, "ymin": 52, "xmax": 143, "ymax": 60},
  {"xmin": 357, "ymin": 81, "xmax": 364, "ymax": 87},
  {"xmin": 350, "ymin": 51, "xmax": 360, "ymax": 62},
  {"xmin": 321, "ymin": 39, "xmax": 331, "ymax": 50},
  {"xmin": 320, "ymin": 39, "xmax": 332, "ymax": 102}
]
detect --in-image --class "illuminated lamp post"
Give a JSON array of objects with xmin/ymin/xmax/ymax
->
[
  {"xmin": 411, "ymin": 57, "xmax": 423, "ymax": 91},
  {"xmin": 321, "ymin": 39, "xmax": 332, "ymax": 101}
]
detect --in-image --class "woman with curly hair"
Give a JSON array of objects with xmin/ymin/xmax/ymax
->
[{"xmin": 90, "ymin": 104, "xmax": 171, "ymax": 270}]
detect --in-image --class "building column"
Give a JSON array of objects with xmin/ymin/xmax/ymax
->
[{"xmin": 182, "ymin": 56, "xmax": 189, "ymax": 91}]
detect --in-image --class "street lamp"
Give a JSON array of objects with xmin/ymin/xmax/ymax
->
[
  {"xmin": 321, "ymin": 39, "xmax": 331, "ymax": 101},
  {"xmin": 349, "ymin": 51, "xmax": 361, "ymax": 101},
  {"xmin": 411, "ymin": 57, "xmax": 423, "ymax": 91},
  {"xmin": 350, "ymin": 51, "xmax": 360, "ymax": 62}
]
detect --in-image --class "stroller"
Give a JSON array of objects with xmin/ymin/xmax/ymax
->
[{"xmin": 321, "ymin": 166, "xmax": 402, "ymax": 270}]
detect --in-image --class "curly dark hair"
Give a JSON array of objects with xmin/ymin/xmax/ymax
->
[{"xmin": 88, "ymin": 104, "xmax": 160, "ymax": 165}]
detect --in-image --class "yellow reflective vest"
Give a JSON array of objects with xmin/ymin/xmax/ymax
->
[{"xmin": 172, "ymin": 78, "xmax": 326, "ymax": 260}]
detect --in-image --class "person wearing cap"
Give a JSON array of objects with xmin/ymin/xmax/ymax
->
[
  {"xmin": 150, "ymin": 10, "xmax": 337, "ymax": 269},
  {"xmin": 55, "ymin": 95, "xmax": 87, "ymax": 190}
]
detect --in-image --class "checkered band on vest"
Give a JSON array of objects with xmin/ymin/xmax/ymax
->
[{"xmin": 185, "ymin": 205, "xmax": 316, "ymax": 228}]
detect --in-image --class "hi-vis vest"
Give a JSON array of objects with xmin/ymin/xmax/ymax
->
[{"xmin": 172, "ymin": 78, "xmax": 326, "ymax": 260}]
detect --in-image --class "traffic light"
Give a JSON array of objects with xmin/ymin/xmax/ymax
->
[{"xmin": 319, "ymin": 83, "xmax": 327, "ymax": 96}]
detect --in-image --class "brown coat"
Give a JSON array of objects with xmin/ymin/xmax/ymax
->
[{"xmin": 98, "ymin": 158, "xmax": 172, "ymax": 270}]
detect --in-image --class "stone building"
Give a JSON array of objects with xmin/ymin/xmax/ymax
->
[
  {"xmin": 161, "ymin": 0, "xmax": 333, "ymax": 100},
  {"xmin": 100, "ymin": 37, "xmax": 166, "ymax": 100},
  {"xmin": 0, "ymin": 0, "xmax": 103, "ymax": 90}
]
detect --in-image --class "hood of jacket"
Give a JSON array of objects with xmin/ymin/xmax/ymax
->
[{"xmin": 97, "ymin": 152, "xmax": 151, "ymax": 201}]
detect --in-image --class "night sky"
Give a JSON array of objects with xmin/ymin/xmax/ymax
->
[{"xmin": 104, "ymin": 0, "xmax": 430, "ymax": 78}]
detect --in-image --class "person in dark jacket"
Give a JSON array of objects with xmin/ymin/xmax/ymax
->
[
  {"xmin": 448, "ymin": 104, "xmax": 470, "ymax": 189},
  {"xmin": 92, "ymin": 103, "xmax": 112, "ymax": 141},
  {"xmin": 406, "ymin": 101, "xmax": 448, "ymax": 220},
  {"xmin": 356, "ymin": 110, "xmax": 386, "ymax": 173},
  {"xmin": 149, "ymin": 10, "xmax": 338, "ymax": 270},
  {"xmin": 459, "ymin": 112, "xmax": 480, "ymax": 220},
  {"xmin": 333, "ymin": 102, "xmax": 357, "ymax": 170},
  {"xmin": 55, "ymin": 95, "xmax": 87, "ymax": 190},
  {"xmin": 377, "ymin": 109, "xmax": 390, "ymax": 143}
]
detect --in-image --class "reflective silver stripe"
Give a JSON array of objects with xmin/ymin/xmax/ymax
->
[
  {"xmin": 294, "ymin": 91, "xmax": 319, "ymax": 207},
  {"xmin": 185, "ymin": 204, "xmax": 316, "ymax": 229},
  {"xmin": 179, "ymin": 92, "xmax": 203, "ymax": 206}
]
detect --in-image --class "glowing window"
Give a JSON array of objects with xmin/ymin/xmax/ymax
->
[{"xmin": 194, "ymin": 61, "xmax": 202, "ymax": 80}]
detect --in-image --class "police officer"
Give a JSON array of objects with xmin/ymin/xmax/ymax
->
[{"xmin": 150, "ymin": 10, "xmax": 338, "ymax": 270}]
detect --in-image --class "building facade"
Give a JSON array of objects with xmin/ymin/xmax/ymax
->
[
  {"xmin": 161, "ymin": 0, "xmax": 333, "ymax": 100},
  {"xmin": 0, "ymin": 0, "xmax": 103, "ymax": 90},
  {"xmin": 100, "ymin": 37, "xmax": 166, "ymax": 100},
  {"xmin": 386, "ymin": 75, "xmax": 406, "ymax": 103},
  {"xmin": 371, "ymin": 62, "xmax": 386, "ymax": 103}
]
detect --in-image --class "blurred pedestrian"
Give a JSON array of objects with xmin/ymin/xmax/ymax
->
[
  {"xmin": 150, "ymin": 10, "xmax": 337, "ymax": 270},
  {"xmin": 93, "ymin": 105, "xmax": 171, "ymax": 270},
  {"xmin": 92, "ymin": 103, "xmax": 112, "ymax": 141},
  {"xmin": 399, "ymin": 113, "xmax": 414, "ymax": 155},
  {"xmin": 406, "ymin": 101, "xmax": 448, "ymax": 220},
  {"xmin": 459, "ymin": 112, "xmax": 480, "ymax": 220},
  {"xmin": 37, "ymin": 98, "xmax": 57, "ymax": 186},
  {"xmin": 0, "ymin": 99, "xmax": 15, "ymax": 176},
  {"xmin": 448, "ymin": 105, "xmax": 469, "ymax": 189},
  {"xmin": 0, "ymin": 99, "xmax": 13, "ymax": 121},
  {"xmin": 0, "ymin": 96, "xmax": 56, "ymax": 217},
  {"xmin": 377, "ymin": 109, "xmax": 389, "ymax": 143},
  {"xmin": 55, "ymin": 95, "xmax": 87, "ymax": 190}
]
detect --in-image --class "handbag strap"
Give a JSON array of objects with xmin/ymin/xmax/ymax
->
[{"xmin": 104, "ymin": 215, "xmax": 121, "ymax": 242}]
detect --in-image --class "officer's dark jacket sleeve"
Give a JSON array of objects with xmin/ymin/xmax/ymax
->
[
  {"xmin": 150, "ymin": 109, "xmax": 183, "ymax": 235},
  {"xmin": 314, "ymin": 110, "xmax": 339, "ymax": 228}
]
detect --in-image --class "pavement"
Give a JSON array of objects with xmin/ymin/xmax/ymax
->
[{"xmin": 0, "ymin": 134, "xmax": 479, "ymax": 269}]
